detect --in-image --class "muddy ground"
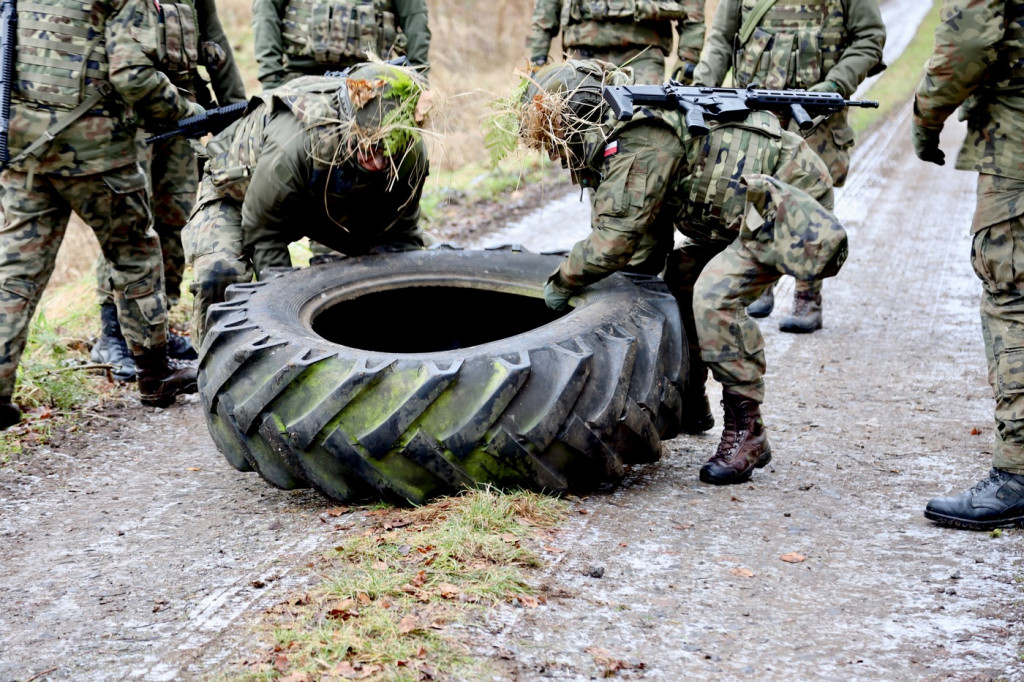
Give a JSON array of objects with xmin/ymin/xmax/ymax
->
[{"xmin": 3, "ymin": 22, "xmax": 1024, "ymax": 682}]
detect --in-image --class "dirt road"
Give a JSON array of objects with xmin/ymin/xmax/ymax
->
[{"xmin": 3, "ymin": 15, "xmax": 1024, "ymax": 682}]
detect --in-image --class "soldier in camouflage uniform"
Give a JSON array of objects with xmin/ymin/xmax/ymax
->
[
  {"xmin": 184, "ymin": 63, "xmax": 429, "ymax": 344},
  {"xmin": 692, "ymin": 0, "xmax": 885, "ymax": 333},
  {"xmin": 914, "ymin": 0, "xmax": 1024, "ymax": 529},
  {"xmin": 521, "ymin": 61, "xmax": 846, "ymax": 485},
  {"xmin": 0, "ymin": 0, "xmax": 204, "ymax": 430},
  {"xmin": 91, "ymin": 0, "xmax": 247, "ymax": 382},
  {"xmin": 252, "ymin": 0, "xmax": 430, "ymax": 89},
  {"xmin": 526, "ymin": 0, "xmax": 705, "ymax": 84}
]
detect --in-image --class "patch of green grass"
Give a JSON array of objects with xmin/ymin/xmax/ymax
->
[
  {"xmin": 226, "ymin": 489, "xmax": 567, "ymax": 681},
  {"xmin": 849, "ymin": 0, "xmax": 942, "ymax": 135}
]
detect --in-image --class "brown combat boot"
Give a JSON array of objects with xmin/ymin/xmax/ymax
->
[
  {"xmin": 134, "ymin": 346, "xmax": 198, "ymax": 408},
  {"xmin": 779, "ymin": 290, "xmax": 823, "ymax": 333},
  {"xmin": 699, "ymin": 389, "xmax": 772, "ymax": 485},
  {"xmin": 0, "ymin": 397, "xmax": 21, "ymax": 431}
]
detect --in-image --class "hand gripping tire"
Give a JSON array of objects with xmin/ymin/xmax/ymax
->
[{"xmin": 197, "ymin": 248, "xmax": 686, "ymax": 504}]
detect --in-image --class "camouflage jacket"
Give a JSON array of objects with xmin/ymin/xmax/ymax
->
[
  {"xmin": 554, "ymin": 111, "xmax": 834, "ymax": 291},
  {"xmin": 9, "ymin": 0, "xmax": 195, "ymax": 176},
  {"xmin": 201, "ymin": 78, "xmax": 427, "ymax": 275},
  {"xmin": 526, "ymin": 0, "xmax": 705, "ymax": 67},
  {"xmin": 915, "ymin": 0, "xmax": 1024, "ymax": 195},
  {"xmin": 252, "ymin": 0, "xmax": 430, "ymax": 87},
  {"xmin": 692, "ymin": 0, "xmax": 884, "ymax": 97}
]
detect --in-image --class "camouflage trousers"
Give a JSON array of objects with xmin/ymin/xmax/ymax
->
[
  {"xmin": 971, "ymin": 175, "xmax": 1024, "ymax": 474},
  {"xmin": 567, "ymin": 46, "xmax": 666, "ymax": 84},
  {"xmin": 96, "ymin": 135, "xmax": 197, "ymax": 308},
  {"xmin": 182, "ymin": 178, "xmax": 252, "ymax": 346},
  {"xmin": 664, "ymin": 236, "xmax": 782, "ymax": 404},
  {"xmin": 0, "ymin": 165, "xmax": 168, "ymax": 397}
]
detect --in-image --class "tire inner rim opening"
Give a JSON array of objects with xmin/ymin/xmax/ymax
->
[{"xmin": 311, "ymin": 285, "xmax": 568, "ymax": 353}]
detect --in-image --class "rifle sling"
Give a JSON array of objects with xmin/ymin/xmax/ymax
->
[
  {"xmin": 738, "ymin": 0, "xmax": 780, "ymax": 47},
  {"xmin": 9, "ymin": 82, "xmax": 110, "ymax": 165}
]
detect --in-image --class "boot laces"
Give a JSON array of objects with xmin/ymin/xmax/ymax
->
[
  {"xmin": 971, "ymin": 469, "xmax": 1011, "ymax": 495},
  {"xmin": 715, "ymin": 403, "xmax": 749, "ymax": 461}
]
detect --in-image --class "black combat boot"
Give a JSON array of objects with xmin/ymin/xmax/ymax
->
[
  {"xmin": 699, "ymin": 389, "xmax": 772, "ymax": 485},
  {"xmin": 747, "ymin": 287, "xmax": 775, "ymax": 318},
  {"xmin": 681, "ymin": 387, "xmax": 715, "ymax": 434},
  {"xmin": 924, "ymin": 469, "xmax": 1024, "ymax": 530},
  {"xmin": 779, "ymin": 290, "xmax": 823, "ymax": 334},
  {"xmin": 166, "ymin": 330, "xmax": 198, "ymax": 360},
  {"xmin": 134, "ymin": 346, "xmax": 198, "ymax": 408},
  {"xmin": 0, "ymin": 397, "xmax": 21, "ymax": 431},
  {"xmin": 90, "ymin": 303, "xmax": 137, "ymax": 381}
]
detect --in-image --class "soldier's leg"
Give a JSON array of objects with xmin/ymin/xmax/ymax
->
[
  {"xmin": 925, "ymin": 205, "xmax": 1024, "ymax": 529},
  {"xmin": 92, "ymin": 254, "xmax": 138, "ymax": 380},
  {"xmin": 780, "ymin": 277, "xmax": 823, "ymax": 333},
  {"xmin": 0, "ymin": 170, "xmax": 74, "ymax": 428},
  {"xmin": 663, "ymin": 239, "xmax": 724, "ymax": 434},
  {"xmin": 59, "ymin": 167, "xmax": 197, "ymax": 407},
  {"xmin": 183, "ymin": 183, "xmax": 251, "ymax": 345},
  {"xmin": 692, "ymin": 240, "xmax": 780, "ymax": 484}
]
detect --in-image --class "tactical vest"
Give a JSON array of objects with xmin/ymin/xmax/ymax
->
[
  {"xmin": 563, "ymin": 0, "xmax": 692, "ymax": 23},
  {"xmin": 732, "ymin": 0, "xmax": 846, "ymax": 90},
  {"xmin": 282, "ymin": 0, "xmax": 399, "ymax": 65},
  {"xmin": 206, "ymin": 77, "xmax": 348, "ymax": 202},
  {"xmin": 153, "ymin": 0, "xmax": 200, "ymax": 79},
  {"xmin": 991, "ymin": 0, "xmax": 1024, "ymax": 92},
  {"xmin": 14, "ymin": 0, "xmax": 112, "ymax": 112}
]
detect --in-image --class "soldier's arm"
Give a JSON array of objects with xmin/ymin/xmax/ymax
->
[
  {"xmin": 692, "ymin": 0, "xmax": 740, "ymax": 87},
  {"xmin": 675, "ymin": 0, "xmax": 707, "ymax": 74},
  {"xmin": 526, "ymin": 0, "xmax": 562, "ymax": 65},
  {"xmin": 253, "ymin": 0, "xmax": 289, "ymax": 88},
  {"xmin": 105, "ymin": 0, "xmax": 194, "ymax": 123},
  {"xmin": 822, "ymin": 0, "xmax": 886, "ymax": 96},
  {"xmin": 556, "ymin": 125, "xmax": 684, "ymax": 291},
  {"xmin": 914, "ymin": 0, "xmax": 1003, "ymax": 129},
  {"xmin": 196, "ymin": 0, "xmax": 247, "ymax": 104},
  {"xmin": 394, "ymin": 0, "xmax": 431, "ymax": 70},
  {"xmin": 241, "ymin": 113, "xmax": 312, "ymax": 276}
]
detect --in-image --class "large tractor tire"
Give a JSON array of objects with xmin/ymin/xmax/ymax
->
[{"xmin": 197, "ymin": 248, "xmax": 686, "ymax": 504}]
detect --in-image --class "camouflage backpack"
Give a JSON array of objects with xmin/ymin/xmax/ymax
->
[{"xmin": 281, "ymin": 0, "xmax": 401, "ymax": 65}]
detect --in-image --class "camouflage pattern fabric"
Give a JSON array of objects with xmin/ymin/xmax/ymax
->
[
  {"xmin": 97, "ymin": 135, "xmax": 197, "ymax": 307},
  {"xmin": 972, "ymin": 176, "xmax": 1024, "ymax": 473},
  {"xmin": 0, "ymin": 166, "xmax": 167, "ymax": 396},
  {"xmin": 562, "ymin": 46, "xmax": 667, "ymax": 85},
  {"xmin": 550, "ymin": 113, "xmax": 838, "ymax": 401},
  {"xmin": 914, "ymin": 0, "xmax": 1024, "ymax": 182},
  {"xmin": 526, "ymin": 0, "xmax": 704, "ymax": 78},
  {"xmin": 252, "ymin": 0, "xmax": 430, "ymax": 87},
  {"xmin": 913, "ymin": 0, "xmax": 1024, "ymax": 472}
]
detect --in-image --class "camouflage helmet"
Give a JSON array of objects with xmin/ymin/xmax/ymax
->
[
  {"xmin": 338, "ymin": 62, "xmax": 429, "ymax": 158},
  {"xmin": 519, "ymin": 59, "xmax": 631, "ymax": 167}
]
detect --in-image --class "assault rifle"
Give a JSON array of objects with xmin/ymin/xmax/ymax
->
[
  {"xmin": 0, "ymin": 0, "xmax": 16, "ymax": 168},
  {"xmin": 146, "ymin": 56, "xmax": 413, "ymax": 144},
  {"xmin": 603, "ymin": 83, "xmax": 878, "ymax": 136}
]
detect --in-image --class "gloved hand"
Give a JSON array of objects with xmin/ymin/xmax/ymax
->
[
  {"xmin": 186, "ymin": 101, "xmax": 206, "ymax": 119},
  {"xmin": 807, "ymin": 80, "xmax": 840, "ymax": 93},
  {"xmin": 543, "ymin": 276, "xmax": 574, "ymax": 312},
  {"xmin": 911, "ymin": 123, "xmax": 945, "ymax": 166},
  {"xmin": 672, "ymin": 62, "xmax": 696, "ymax": 84}
]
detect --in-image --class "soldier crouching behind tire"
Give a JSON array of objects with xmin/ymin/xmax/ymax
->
[
  {"xmin": 183, "ymin": 62, "xmax": 430, "ymax": 346},
  {"xmin": 508, "ymin": 61, "xmax": 847, "ymax": 485}
]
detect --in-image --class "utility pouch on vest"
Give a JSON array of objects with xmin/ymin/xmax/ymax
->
[
  {"xmin": 158, "ymin": 3, "xmax": 199, "ymax": 73},
  {"xmin": 734, "ymin": 28, "xmax": 772, "ymax": 87},
  {"xmin": 633, "ymin": 0, "xmax": 691, "ymax": 21}
]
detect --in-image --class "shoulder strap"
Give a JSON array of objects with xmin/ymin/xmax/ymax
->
[{"xmin": 738, "ymin": 0, "xmax": 780, "ymax": 46}]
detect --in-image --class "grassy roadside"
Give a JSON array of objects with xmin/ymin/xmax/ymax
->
[{"xmin": 220, "ymin": 490, "xmax": 568, "ymax": 681}]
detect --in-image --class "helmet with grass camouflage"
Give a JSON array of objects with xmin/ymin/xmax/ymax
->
[{"xmin": 338, "ymin": 62, "xmax": 429, "ymax": 158}]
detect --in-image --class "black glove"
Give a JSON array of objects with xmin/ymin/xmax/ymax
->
[
  {"xmin": 911, "ymin": 123, "xmax": 945, "ymax": 166},
  {"xmin": 672, "ymin": 62, "xmax": 696, "ymax": 85},
  {"xmin": 543, "ymin": 275, "xmax": 574, "ymax": 312}
]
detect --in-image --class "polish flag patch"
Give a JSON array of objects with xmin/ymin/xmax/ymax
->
[{"xmin": 603, "ymin": 140, "xmax": 619, "ymax": 158}]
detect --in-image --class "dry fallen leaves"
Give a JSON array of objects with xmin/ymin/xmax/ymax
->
[
  {"xmin": 347, "ymin": 78, "xmax": 384, "ymax": 109},
  {"xmin": 780, "ymin": 552, "xmax": 806, "ymax": 563},
  {"xmin": 730, "ymin": 567, "xmax": 755, "ymax": 578}
]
